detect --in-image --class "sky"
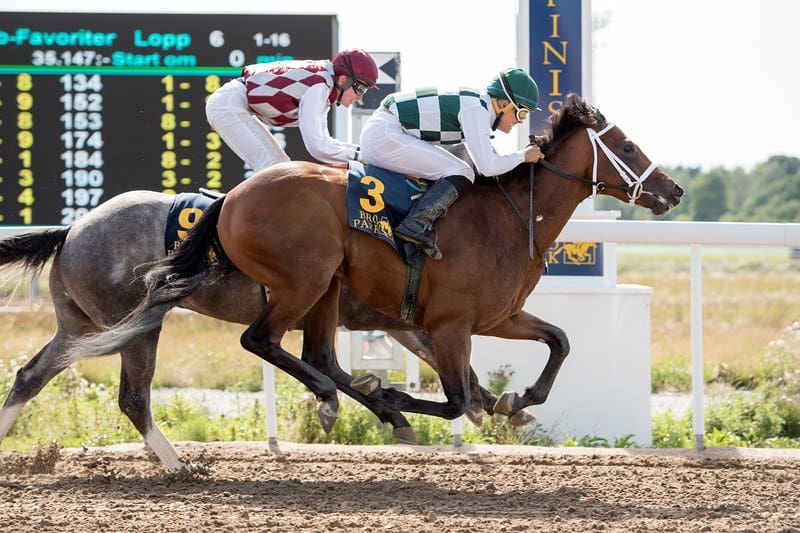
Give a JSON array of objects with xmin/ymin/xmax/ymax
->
[{"xmin": 5, "ymin": 0, "xmax": 800, "ymax": 171}]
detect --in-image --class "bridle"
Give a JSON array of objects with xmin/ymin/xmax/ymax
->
[
  {"xmin": 540, "ymin": 123, "xmax": 657, "ymax": 204},
  {"xmin": 496, "ymin": 122, "xmax": 658, "ymax": 262}
]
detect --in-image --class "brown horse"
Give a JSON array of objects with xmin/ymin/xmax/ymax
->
[{"xmin": 73, "ymin": 94, "xmax": 682, "ymax": 431}]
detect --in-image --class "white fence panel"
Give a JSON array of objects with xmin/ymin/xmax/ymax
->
[{"xmin": 558, "ymin": 220, "xmax": 800, "ymax": 449}]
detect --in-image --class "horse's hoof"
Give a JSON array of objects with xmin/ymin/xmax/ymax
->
[
  {"xmin": 508, "ymin": 409, "xmax": 536, "ymax": 427},
  {"xmin": 465, "ymin": 406, "xmax": 484, "ymax": 427},
  {"xmin": 393, "ymin": 426, "xmax": 418, "ymax": 444},
  {"xmin": 493, "ymin": 391, "xmax": 521, "ymax": 416},
  {"xmin": 351, "ymin": 373, "xmax": 380, "ymax": 395},
  {"xmin": 317, "ymin": 401, "xmax": 339, "ymax": 433},
  {"xmin": 183, "ymin": 462, "xmax": 213, "ymax": 476}
]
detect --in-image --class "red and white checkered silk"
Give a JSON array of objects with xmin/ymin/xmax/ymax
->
[{"xmin": 242, "ymin": 60, "xmax": 337, "ymax": 127}]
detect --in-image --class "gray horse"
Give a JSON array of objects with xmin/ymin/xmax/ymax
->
[{"xmin": 0, "ymin": 190, "xmax": 499, "ymax": 471}]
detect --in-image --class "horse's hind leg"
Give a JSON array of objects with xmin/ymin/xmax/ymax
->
[
  {"xmin": 1, "ymin": 267, "xmax": 103, "ymax": 444},
  {"xmin": 0, "ymin": 331, "xmax": 74, "ymax": 443},
  {"xmin": 301, "ymin": 280, "xmax": 416, "ymax": 443},
  {"xmin": 349, "ymin": 322, "xmax": 475, "ymax": 421},
  {"xmin": 241, "ymin": 294, "xmax": 340, "ymax": 433},
  {"xmin": 117, "ymin": 328, "xmax": 184, "ymax": 472}
]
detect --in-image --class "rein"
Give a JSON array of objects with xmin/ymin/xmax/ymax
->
[
  {"xmin": 494, "ymin": 166, "xmax": 546, "ymax": 266},
  {"xmin": 495, "ymin": 123, "xmax": 658, "ymax": 262}
]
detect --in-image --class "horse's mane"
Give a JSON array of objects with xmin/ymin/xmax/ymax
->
[{"xmin": 535, "ymin": 93, "xmax": 607, "ymax": 154}]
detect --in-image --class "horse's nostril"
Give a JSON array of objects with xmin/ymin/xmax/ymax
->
[{"xmin": 674, "ymin": 185, "xmax": 684, "ymax": 198}]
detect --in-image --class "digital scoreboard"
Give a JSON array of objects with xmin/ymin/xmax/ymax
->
[{"xmin": 0, "ymin": 12, "xmax": 337, "ymax": 225}]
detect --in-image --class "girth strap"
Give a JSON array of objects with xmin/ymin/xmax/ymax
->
[{"xmin": 400, "ymin": 264, "xmax": 423, "ymax": 322}]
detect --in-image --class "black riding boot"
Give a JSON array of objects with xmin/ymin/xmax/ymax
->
[{"xmin": 394, "ymin": 175, "xmax": 470, "ymax": 260}]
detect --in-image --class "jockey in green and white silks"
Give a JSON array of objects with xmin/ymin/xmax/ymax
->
[{"xmin": 359, "ymin": 67, "xmax": 545, "ymax": 260}]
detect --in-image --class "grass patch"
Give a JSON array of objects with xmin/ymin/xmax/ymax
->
[
  {"xmin": 617, "ymin": 245, "xmax": 800, "ymax": 371},
  {"xmin": 651, "ymin": 322, "xmax": 800, "ymax": 447}
]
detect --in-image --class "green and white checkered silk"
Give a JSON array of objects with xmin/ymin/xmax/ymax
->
[{"xmin": 381, "ymin": 87, "xmax": 489, "ymax": 145}]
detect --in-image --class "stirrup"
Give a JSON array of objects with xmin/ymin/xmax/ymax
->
[
  {"xmin": 421, "ymin": 242, "xmax": 442, "ymax": 260},
  {"xmin": 394, "ymin": 226, "xmax": 434, "ymax": 248},
  {"xmin": 396, "ymin": 229, "xmax": 442, "ymax": 260}
]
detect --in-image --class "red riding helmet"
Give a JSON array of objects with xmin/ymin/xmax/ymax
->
[{"xmin": 332, "ymin": 48, "xmax": 379, "ymax": 88}]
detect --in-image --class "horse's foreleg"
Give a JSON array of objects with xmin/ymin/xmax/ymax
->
[
  {"xmin": 117, "ymin": 329, "xmax": 185, "ymax": 473},
  {"xmin": 355, "ymin": 323, "xmax": 472, "ymax": 421},
  {"xmin": 382, "ymin": 329, "xmax": 489, "ymax": 424},
  {"xmin": 479, "ymin": 310, "xmax": 570, "ymax": 420}
]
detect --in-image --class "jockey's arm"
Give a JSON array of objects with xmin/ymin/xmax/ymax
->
[
  {"xmin": 460, "ymin": 105, "xmax": 525, "ymax": 177},
  {"xmin": 298, "ymin": 84, "xmax": 360, "ymax": 164}
]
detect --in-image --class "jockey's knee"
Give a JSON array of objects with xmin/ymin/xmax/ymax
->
[{"xmin": 454, "ymin": 164, "xmax": 475, "ymax": 183}]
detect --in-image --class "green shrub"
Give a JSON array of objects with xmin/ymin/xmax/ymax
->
[
  {"xmin": 651, "ymin": 410, "xmax": 692, "ymax": 448},
  {"xmin": 651, "ymin": 356, "xmax": 691, "ymax": 392},
  {"xmin": 152, "ymin": 393, "xmax": 267, "ymax": 443},
  {"xmin": 486, "ymin": 364, "xmax": 514, "ymax": 396},
  {"xmin": 406, "ymin": 413, "xmax": 450, "ymax": 445},
  {"xmin": 705, "ymin": 392, "xmax": 785, "ymax": 446}
]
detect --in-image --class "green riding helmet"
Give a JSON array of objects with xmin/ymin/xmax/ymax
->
[{"xmin": 486, "ymin": 68, "xmax": 541, "ymax": 112}]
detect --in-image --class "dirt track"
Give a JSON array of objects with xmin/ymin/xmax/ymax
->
[{"xmin": 2, "ymin": 442, "xmax": 800, "ymax": 532}]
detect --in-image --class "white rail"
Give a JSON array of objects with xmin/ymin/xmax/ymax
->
[
  {"xmin": 559, "ymin": 220, "xmax": 800, "ymax": 449},
  {"xmin": 558, "ymin": 220, "xmax": 800, "ymax": 246}
]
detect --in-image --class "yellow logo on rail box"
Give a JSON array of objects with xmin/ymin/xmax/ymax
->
[{"xmin": 547, "ymin": 242, "xmax": 598, "ymax": 266}]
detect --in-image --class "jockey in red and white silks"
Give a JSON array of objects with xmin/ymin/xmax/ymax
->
[{"xmin": 206, "ymin": 49, "xmax": 379, "ymax": 173}]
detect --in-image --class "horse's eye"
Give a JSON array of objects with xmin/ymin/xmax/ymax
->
[{"xmin": 623, "ymin": 141, "xmax": 635, "ymax": 154}]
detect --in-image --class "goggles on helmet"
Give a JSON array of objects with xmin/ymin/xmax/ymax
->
[
  {"xmin": 351, "ymin": 79, "xmax": 370, "ymax": 96},
  {"xmin": 500, "ymin": 72, "xmax": 531, "ymax": 121}
]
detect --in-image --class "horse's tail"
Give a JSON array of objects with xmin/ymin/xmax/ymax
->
[
  {"xmin": 62, "ymin": 197, "xmax": 233, "ymax": 363},
  {"xmin": 0, "ymin": 227, "xmax": 70, "ymax": 273},
  {"xmin": 141, "ymin": 195, "xmax": 235, "ymax": 302}
]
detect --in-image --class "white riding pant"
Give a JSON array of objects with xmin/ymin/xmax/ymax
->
[
  {"xmin": 359, "ymin": 110, "xmax": 475, "ymax": 182},
  {"xmin": 205, "ymin": 79, "xmax": 290, "ymax": 173}
]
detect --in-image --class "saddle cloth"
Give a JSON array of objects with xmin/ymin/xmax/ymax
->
[
  {"xmin": 345, "ymin": 161, "xmax": 428, "ymax": 268},
  {"xmin": 164, "ymin": 190, "xmax": 220, "ymax": 254}
]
